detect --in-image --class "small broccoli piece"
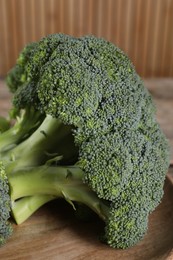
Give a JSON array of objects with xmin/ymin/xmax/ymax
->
[
  {"xmin": 0, "ymin": 162, "xmax": 13, "ymax": 245},
  {"xmin": 0, "ymin": 34, "xmax": 170, "ymax": 249},
  {"xmin": 6, "ymin": 42, "xmax": 38, "ymax": 93},
  {"xmin": 1, "ymin": 41, "xmax": 44, "ymax": 156}
]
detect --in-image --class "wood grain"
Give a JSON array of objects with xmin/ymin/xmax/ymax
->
[
  {"xmin": 0, "ymin": 0, "xmax": 173, "ymax": 77},
  {"xmin": 0, "ymin": 79, "xmax": 173, "ymax": 259}
]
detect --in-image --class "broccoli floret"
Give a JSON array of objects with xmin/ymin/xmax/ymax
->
[
  {"xmin": 1, "ymin": 41, "xmax": 44, "ymax": 155},
  {"xmin": 6, "ymin": 42, "xmax": 38, "ymax": 93},
  {"xmin": 0, "ymin": 34, "xmax": 170, "ymax": 248},
  {"xmin": 0, "ymin": 162, "xmax": 13, "ymax": 245}
]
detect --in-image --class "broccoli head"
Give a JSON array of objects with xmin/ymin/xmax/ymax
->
[{"xmin": 0, "ymin": 34, "xmax": 170, "ymax": 248}]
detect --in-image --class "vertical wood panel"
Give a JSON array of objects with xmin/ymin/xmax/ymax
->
[
  {"xmin": 133, "ymin": 0, "xmax": 143, "ymax": 65},
  {"xmin": 133, "ymin": 0, "xmax": 152, "ymax": 76},
  {"xmin": 0, "ymin": 0, "xmax": 7, "ymax": 73},
  {"xmin": 151, "ymin": 0, "xmax": 162, "ymax": 77},
  {"xmin": 118, "ymin": 0, "xmax": 134, "ymax": 54},
  {"xmin": 161, "ymin": 0, "xmax": 171, "ymax": 76},
  {"xmin": 140, "ymin": 0, "xmax": 150, "ymax": 76},
  {"xmin": 7, "ymin": 0, "xmax": 19, "ymax": 70},
  {"xmin": 143, "ymin": 0, "xmax": 159, "ymax": 77},
  {"xmin": 106, "ymin": 0, "xmax": 117, "ymax": 44},
  {"xmin": 123, "ymin": 0, "xmax": 133, "ymax": 55},
  {"xmin": 161, "ymin": 0, "xmax": 173, "ymax": 77},
  {"xmin": 23, "ymin": 0, "xmax": 34, "ymax": 42},
  {"xmin": 0, "ymin": 0, "xmax": 173, "ymax": 77},
  {"xmin": 170, "ymin": 21, "xmax": 173, "ymax": 77},
  {"xmin": 80, "ymin": 0, "xmax": 90, "ymax": 35}
]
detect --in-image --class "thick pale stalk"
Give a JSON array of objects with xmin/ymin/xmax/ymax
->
[
  {"xmin": 9, "ymin": 165, "xmax": 109, "ymax": 223},
  {"xmin": 0, "ymin": 109, "xmax": 43, "ymax": 153},
  {"xmin": 11, "ymin": 195, "xmax": 56, "ymax": 224},
  {"xmin": 4, "ymin": 115, "xmax": 74, "ymax": 172}
]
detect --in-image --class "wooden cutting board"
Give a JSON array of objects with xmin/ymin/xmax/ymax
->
[{"xmin": 0, "ymin": 79, "xmax": 173, "ymax": 260}]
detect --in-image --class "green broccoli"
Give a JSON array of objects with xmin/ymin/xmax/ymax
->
[
  {"xmin": 0, "ymin": 34, "xmax": 170, "ymax": 248},
  {"xmin": 6, "ymin": 42, "xmax": 38, "ymax": 93},
  {"xmin": 0, "ymin": 116, "xmax": 10, "ymax": 134}
]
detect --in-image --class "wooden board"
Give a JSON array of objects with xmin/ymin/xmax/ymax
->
[{"xmin": 0, "ymin": 79, "xmax": 173, "ymax": 259}]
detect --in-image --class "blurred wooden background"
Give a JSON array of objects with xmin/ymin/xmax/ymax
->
[{"xmin": 0, "ymin": 0, "xmax": 173, "ymax": 78}]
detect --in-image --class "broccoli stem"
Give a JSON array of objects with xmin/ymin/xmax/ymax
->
[
  {"xmin": 3, "ymin": 115, "xmax": 76, "ymax": 171},
  {"xmin": 0, "ymin": 108, "xmax": 43, "ymax": 154},
  {"xmin": 8, "ymin": 165, "xmax": 109, "ymax": 223},
  {"xmin": 0, "ymin": 116, "xmax": 10, "ymax": 133},
  {"xmin": 11, "ymin": 195, "xmax": 56, "ymax": 224}
]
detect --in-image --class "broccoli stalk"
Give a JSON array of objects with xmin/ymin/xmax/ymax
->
[
  {"xmin": 8, "ymin": 164, "xmax": 109, "ymax": 228},
  {"xmin": 11, "ymin": 195, "xmax": 55, "ymax": 225},
  {"xmin": 0, "ymin": 116, "xmax": 10, "ymax": 134},
  {"xmin": 2, "ymin": 115, "xmax": 78, "ymax": 171},
  {"xmin": 0, "ymin": 108, "xmax": 44, "ymax": 154}
]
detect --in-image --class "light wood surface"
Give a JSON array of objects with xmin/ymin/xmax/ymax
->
[
  {"xmin": 0, "ymin": 0, "xmax": 173, "ymax": 77},
  {"xmin": 0, "ymin": 79, "xmax": 173, "ymax": 259}
]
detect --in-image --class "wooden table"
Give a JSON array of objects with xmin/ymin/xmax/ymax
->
[{"xmin": 0, "ymin": 79, "xmax": 173, "ymax": 260}]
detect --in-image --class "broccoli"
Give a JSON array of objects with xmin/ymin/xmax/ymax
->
[
  {"xmin": 6, "ymin": 42, "xmax": 38, "ymax": 93},
  {"xmin": 0, "ymin": 34, "xmax": 170, "ymax": 248},
  {"xmin": 0, "ymin": 116, "xmax": 10, "ymax": 134}
]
